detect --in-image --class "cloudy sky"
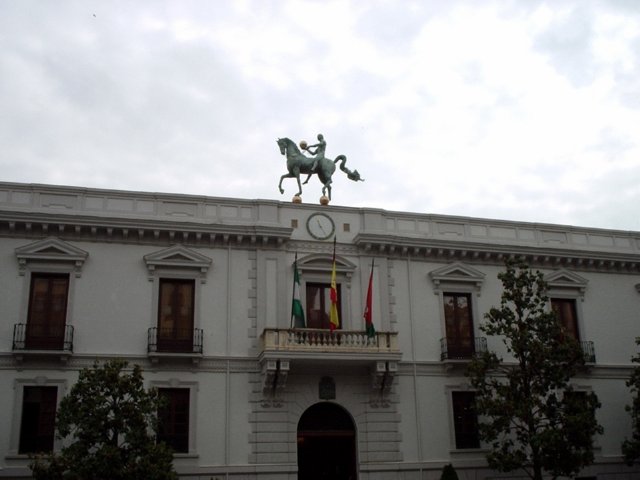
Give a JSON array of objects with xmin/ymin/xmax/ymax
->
[{"xmin": 1, "ymin": 1, "xmax": 639, "ymax": 231}]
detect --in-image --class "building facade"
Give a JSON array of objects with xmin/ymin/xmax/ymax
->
[{"xmin": 0, "ymin": 181, "xmax": 639, "ymax": 479}]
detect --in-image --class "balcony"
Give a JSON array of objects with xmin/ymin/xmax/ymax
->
[
  {"xmin": 440, "ymin": 336, "xmax": 487, "ymax": 362},
  {"xmin": 260, "ymin": 328, "xmax": 401, "ymax": 406},
  {"xmin": 147, "ymin": 327, "xmax": 203, "ymax": 364},
  {"xmin": 261, "ymin": 328, "xmax": 400, "ymax": 363},
  {"xmin": 12, "ymin": 323, "xmax": 74, "ymax": 362}
]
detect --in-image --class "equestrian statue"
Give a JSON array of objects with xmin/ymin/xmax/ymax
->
[{"xmin": 277, "ymin": 134, "xmax": 364, "ymax": 201}]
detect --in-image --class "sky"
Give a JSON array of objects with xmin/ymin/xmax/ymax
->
[{"xmin": 1, "ymin": 1, "xmax": 640, "ymax": 231}]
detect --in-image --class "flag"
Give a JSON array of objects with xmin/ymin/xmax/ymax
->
[
  {"xmin": 364, "ymin": 260, "xmax": 376, "ymax": 338},
  {"xmin": 291, "ymin": 254, "xmax": 305, "ymax": 328},
  {"xmin": 329, "ymin": 237, "xmax": 340, "ymax": 332}
]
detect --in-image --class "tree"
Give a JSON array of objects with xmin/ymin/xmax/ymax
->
[
  {"xmin": 622, "ymin": 337, "xmax": 640, "ymax": 464},
  {"xmin": 467, "ymin": 259, "xmax": 602, "ymax": 480},
  {"xmin": 439, "ymin": 463, "xmax": 459, "ymax": 480},
  {"xmin": 31, "ymin": 360, "xmax": 177, "ymax": 480}
]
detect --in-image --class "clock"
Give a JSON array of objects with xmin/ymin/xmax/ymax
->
[{"xmin": 306, "ymin": 212, "xmax": 335, "ymax": 240}]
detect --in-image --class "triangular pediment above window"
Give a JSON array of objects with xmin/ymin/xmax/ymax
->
[
  {"xmin": 545, "ymin": 269, "xmax": 588, "ymax": 296},
  {"xmin": 429, "ymin": 262, "xmax": 485, "ymax": 293},
  {"xmin": 164, "ymin": 253, "xmax": 193, "ymax": 262},
  {"xmin": 297, "ymin": 253, "xmax": 357, "ymax": 275},
  {"xmin": 144, "ymin": 244, "xmax": 212, "ymax": 282},
  {"xmin": 15, "ymin": 237, "xmax": 88, "ymax": 277}
]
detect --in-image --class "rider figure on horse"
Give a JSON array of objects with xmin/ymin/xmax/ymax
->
[
  {"xmin": 307, "ymin": 134, "xmax": 326, "ymax": 169},
  {"xmin": 303, "ymin": 133, "xmax": 326, "ymax": 184}
]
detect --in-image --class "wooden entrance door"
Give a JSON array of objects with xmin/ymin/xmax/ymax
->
[{"xmin": 297, "ymin": 402, "xmax": 357, "ymax": 480}]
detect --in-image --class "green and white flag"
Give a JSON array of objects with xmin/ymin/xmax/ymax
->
[{"xmin": 291, "ymin": 254, "xmax": 305, "ymax": 328}]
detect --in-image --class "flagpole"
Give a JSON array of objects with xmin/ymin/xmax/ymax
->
[{"xmin": 332, "ymin": 236, "xmax": 336, "ymax": 263}]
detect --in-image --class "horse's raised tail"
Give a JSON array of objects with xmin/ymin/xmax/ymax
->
[{"xmin": 334, "ymin": 155, "xmax": 364, "ymax": 182}]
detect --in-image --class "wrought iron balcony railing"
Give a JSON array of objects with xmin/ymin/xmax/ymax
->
[
  {"xmin": 147, "ymin": 327, "xmax": 203, "ymax": 354},
  {"xmin": 440, "ymin": 336, "xmax": 487, "ymax": 361},
  {"xmin": 581, "ymin": 340, "xmax": 596, "ymax": 364},
  {"xmin": 12, "ymin": 323, "xmax": 74, "ymax": 353},
  {"xmin": 438, "ymin": 337, "xmax": 595, "ymax": 364},
  {"xmin": 262, "ymin": 328, "xmax": 399, "ymax": 355}
]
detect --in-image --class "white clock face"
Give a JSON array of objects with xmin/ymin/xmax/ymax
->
[{"xmin": 306, "ymin": 213, "xmax": 335, "ymax": 240}]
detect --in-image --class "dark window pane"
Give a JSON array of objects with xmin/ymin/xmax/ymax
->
[
  {"xmin": 27, "ymin": 274, "xmax": 69, "ymax": 350},
  {"xmin": 444, "ymin": 293, "xmax": 474, "ymax": 358},
  {"xmin": 551, "ymin": 298, "xmax": 580, "ymax": 340},
  {"xmin": 19, "ymin": 386, "xmax": 57, "ymax": 454},
  {"xmin": 157, "ymin": 279, "xmax": 195, "ymax": 352},
  {"xmin": 305, "ymin": 282, "xmax": 341, "ymax": 329},
  {"xmin": 452, "ymin": 391, "xmax": 479, "ymax": 449},
  {"xmin": 158, "ymin": 388, "xmax": 190, "ymax": 453}
]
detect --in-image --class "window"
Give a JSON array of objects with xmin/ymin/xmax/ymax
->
[
  {"xmin": 563, "ymin": 390, "xmax": 597, "ymax": 445},
  {"xmin": 551, "ymin": 298, "xmax": 579, "ymax": 340},
  {"xmin": 19, "ymin": 386, "xmax": 57, "ymax": 454},
  {"xmin": 305, "ymin": 282, "xmax": 341, "ymax": 329},
  {"xmin": 158, "ymin": 388, "xmax": 190, "ymax": 453},
  {"xmin": 443, "ymin": 293, "xmax": 475, "ymax": 358},
  {"xmin": 157, "ymin": 279, "xmax": 195, "ymax": 352},
  {"xmin": 295, "ymin": 253, "xmax": 356, "ymax": 330},
  {"xmin": 563, "ymin": 390, "xmax": 588, "ymax": 409},
  {"xmin": 14, "ymin": 238, "xmax": 86, "ymax": 356},
  {"xmin": 430, "ymin": 263, "xmax": 485, "ymax": 361},
  {"xmin": 152, "ymin": 379, "xmax": 197, "ymax": 455},
  {"xmin": 144, "ymin": 245, "xmax": 211, "ymax": 358},
  {"xmin": 26, "ymin": 273, "xmax": 70, "ymax": 350},
  {"xmin": 545, "ymin": 271, "xmax": 594, "ymax": 362},
  {"xmin": 451, "ymin": 391, "xmax": 479, "ymax": 449}
]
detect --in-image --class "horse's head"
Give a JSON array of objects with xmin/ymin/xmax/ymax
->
[
  {"xmin": 276, "ymin": 138, "xmax": 288, "ymax": 155},
  {"xmin": 277, "ymin": 137, "xmax": 302, "ymax": 157}
]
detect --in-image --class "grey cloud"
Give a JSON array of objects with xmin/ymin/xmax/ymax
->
[
  {"xmin": 613, "ymin": 35, "xmax": 640, "ymax": 109},
  {"xmin": 589, "ymin": 128, "xmax": 635, "ymax": 157},
  {"xmin": 533, "ymin": 4, "xmax": 596, "ymax": 87},
  {"xmin": 356, "ymin": 3, "xmax": 436, "ymax": 54}
]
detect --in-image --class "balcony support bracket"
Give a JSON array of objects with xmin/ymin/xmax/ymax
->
[
  {"xmin": 261, "ymin": 359, "xmax": 289, "ymax": 408},
  {"xmin": 370, "ymin": 360, "xmax": 397, "ymax": 408}
]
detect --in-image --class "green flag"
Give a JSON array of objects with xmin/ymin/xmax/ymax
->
[{"xmin": 292, "ymin": 255, "xmax": 305, "ymax": 328}]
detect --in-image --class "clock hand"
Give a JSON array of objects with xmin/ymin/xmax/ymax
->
[{"xmin": 317, "ymin": 219, "xmax": 327, "ymax": 235}]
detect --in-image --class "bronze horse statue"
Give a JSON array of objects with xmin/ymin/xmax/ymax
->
[{"xmin": 276, "ymin": 137, "xmax": 363, "ymax": 200}]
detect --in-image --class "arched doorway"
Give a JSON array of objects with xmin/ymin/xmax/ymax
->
[{"xmin": 297, "ymin": 402, "xmax": 357, "ymax": 480}]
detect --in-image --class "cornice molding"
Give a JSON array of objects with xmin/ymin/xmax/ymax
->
[
  {"xmin": 2, "ymin": 182, "xmax": 640, "ymax": 270},
  {"xmin": 395, "ymin": 360, "xmax": 635, "ymax": 379},
  {"xmin": 0, "ymin": 353, "xmax": 260, "ymax": 372},
  {"xmin": 354, "ymin": 233, "xmax": 640, "ymax": 273},
  {"xmin": 0, "ymin": 211, "xmax": 292, "ymax": 249}
]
